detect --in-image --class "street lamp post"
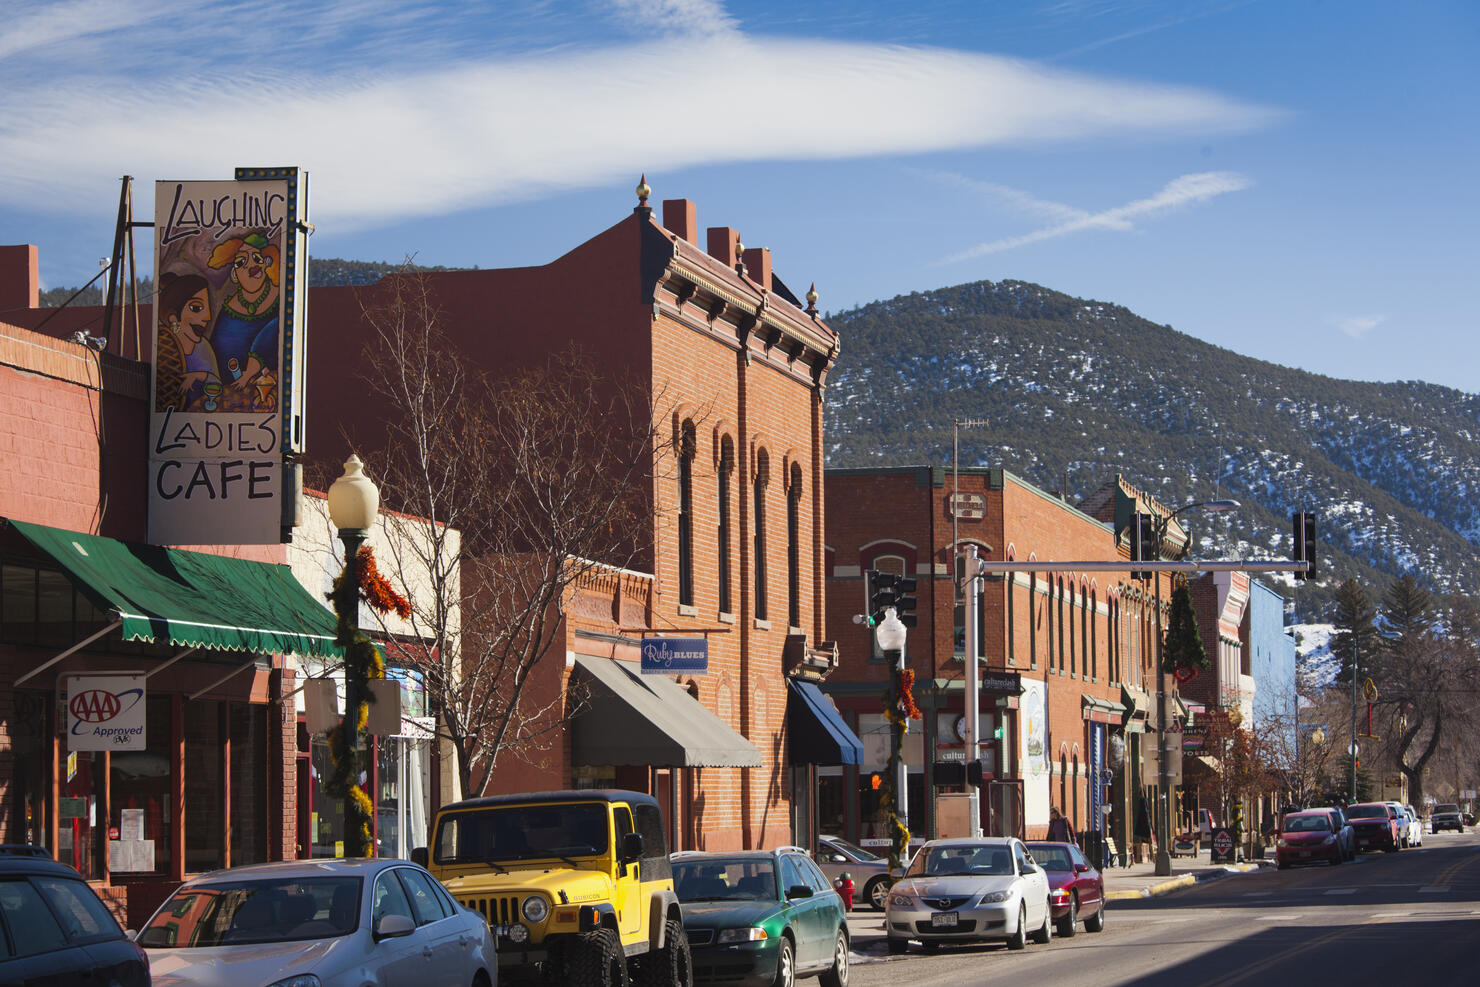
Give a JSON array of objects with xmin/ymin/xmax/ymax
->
[
  {"xmin": 328, "ymin": 454, "xmax": 380, "ymax": 858},
  {"xmin": 1152, "ymin": 498, "xmax": 1239, "ymax": 878},
  {"xmin": 952, "ymin": 419, "xmax": 988, "ymax": 838},
  {"xmin": 876, "ymin": 607, "xmax": 909, "ymax": 873}
]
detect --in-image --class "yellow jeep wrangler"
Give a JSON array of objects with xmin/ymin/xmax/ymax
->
[{"xmin": 418, "ymin": 789, "xmax": 691, "ymax": 986}]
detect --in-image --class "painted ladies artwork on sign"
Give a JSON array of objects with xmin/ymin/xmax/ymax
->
[
  {"xmin": 149, "ymin": 168, "xmax": 309, "ymax": 545},
  {"xmin": 65, "ymin": 674, "xmax": 147, "ymax": 751}
]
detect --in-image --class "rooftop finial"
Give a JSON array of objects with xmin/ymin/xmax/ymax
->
[
  {"xmin": 805, "ymin": 282, "xmax": 818, "ymax": 315},
  {"xmin": 635, "ymin": 174, "xmax": 651, "ymax": 213}
]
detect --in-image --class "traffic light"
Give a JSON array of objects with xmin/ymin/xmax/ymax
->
[
  {"xmin": 1131, "ymin": 512, "xmax": 1156, "ymax": 581},
  {"xmin": 1292, "ymin": 510, "xmax": 1317, "ymax": 580},
  {"xmin": 869, "ymin": 773, "xmax": 882, "ymax": 790},
  {"xmin": 966, "ymin": 760, "xmax": 985, "ymax": 787},
  {"xmin": 868, "ymin": 570, "xmax": 917, "ymax": 627},
  {"xmin": 933, "ymin": 761, "xmax": 966, "ymax": 786}
]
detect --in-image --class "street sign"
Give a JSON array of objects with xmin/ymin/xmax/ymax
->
[
  {"xmin": 640, "ymin": 636, "xmax": 708, "ymax": 674},
  {"xmin": 1210, "ymin": 826, "xmax": 1237, "ymax": 863}
]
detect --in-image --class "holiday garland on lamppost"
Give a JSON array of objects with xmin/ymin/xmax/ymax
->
[{"xmin": 879, "ymin": 665, "xmax": 923, "ymax": 871}]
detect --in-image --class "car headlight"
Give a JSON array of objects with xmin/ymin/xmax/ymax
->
[
  {"xmin": 889, "ymin": 893, "xmax": 915, "ymax": 908},
  {"xmin": 1049, "ymin": 888, "xmax": 1070, "ymax": 902},
  {"xmin": 978, "ymin": 890, "xmax": 1011, "ymax": 903},
  {"xmin": 266, "ymin": 977, "xmax": 321, "ymax": 987},
  {"xmin": 522, "ymin": 895, "xmax": 550, "ymax": 923},
  {"xmin": 1277, "ymin": 838, "xmax": 1288, "ymax": 848},
  {"xmin": 716, "ymin": 927, "xmax": 768, "ymax": 944}
]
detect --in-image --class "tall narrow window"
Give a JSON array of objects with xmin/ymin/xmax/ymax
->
[
  {"xmin": 677, "ymin": 420, "xmax": 696, "ymax": 607},
  {"xmin": 787, "ymin": 463, "xmax": 802, "ymax": 628},
  {"xmin": 1006, "ymin": 571, "xmax": 1016, "ymax": 666},
  {"xmin": 1056, "ymin": 578, "xmax": 1066, "ymax": 672},
  {"xmin": 1029, "ymin": 573, "xmax": 1038, "ymax": 668},
  {"xmin": 718, "ymin": 436, "xmax": 734, "ymax": 614},
  {"xmin": 1080, "ymin": 585, "xmax": 1089, "ymax": 677},
  {"xmin": 753, "ymin": 450, "xmax": 769, "ymax": 621},
  {"xmin": 1090, "ymin": 591, "xmax": 1098, "ymax": 680},
  {"xmin": 1044, "ymin": 575, "xmax": 1053, "ymax": 671},
  {"xmin": 1068, "ymin": 584, "xmax": 1077, "ymax": 676}
]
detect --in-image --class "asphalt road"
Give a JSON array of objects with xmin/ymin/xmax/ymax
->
[{"xmin": 846, "ymin": 829, "xmax": 1480, "ymax": 985}]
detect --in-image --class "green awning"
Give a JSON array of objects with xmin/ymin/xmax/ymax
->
[{"xmin": 6, "ymin": 519, "xmax": 340, "ymax": 658}]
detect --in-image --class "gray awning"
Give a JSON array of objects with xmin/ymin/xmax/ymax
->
[
  {"xmin": 1081, "ymin": 694, "xmax": 1127, "ymax": 723},
  {"xmin": 571, "ymin": 657, "xmax": 763, "ymax": 768}
]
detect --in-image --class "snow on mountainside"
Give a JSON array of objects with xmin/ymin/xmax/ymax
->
[{"xmin": 823, "ymin": 279, "xmax": 1480, "ymax": 623}]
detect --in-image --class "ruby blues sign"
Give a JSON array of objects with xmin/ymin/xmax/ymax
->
[{"xmin": 65, "ymin": 675, "xmax": 147, "ymax": 751}]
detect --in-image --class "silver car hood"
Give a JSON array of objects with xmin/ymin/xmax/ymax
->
[
  {"xmin": 901, "ymin": 875, "xmax": 1018, "ymax": 898},
  {"xmin": 147, "ymin": 937, "xmax": 351, "ymax": 987}
]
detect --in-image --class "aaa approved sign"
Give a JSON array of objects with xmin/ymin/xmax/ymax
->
[{"xmin": 65, "ymin": 674, "xmax": 147, "ymax": 751}]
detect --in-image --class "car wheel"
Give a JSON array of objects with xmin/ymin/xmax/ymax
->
[
  {"xmin": 570, "ymin": 927, "xmax": 627, "ymax": 987},
  {"xmin": 1006, "ymin": 905, "xmax": 1027, "ymax": 951},
  {"xmin": 1084, "ymin": 901, "xmax": 1106, "ymax": 934},
  {"xmin": 1056, "ymin": 894, "xmax": 1078, "ymax": 938},
  {"xmin": 633, "ymin": 917, "xmax": 692, "ymax": 987},
  {"xmin": 865, "ymin": 876, "xmax": 890, "ymax": 912},
  {"xmin": 819, "ymin": 930, "xmax": 849, "ymax": 987},
  {"xmin": 1030, "ymin": 901, "xmax": 1053, "ymax": 945},
  {"xmin": 886, "ymin": 936, "xmax": 909, "ymax": 955},
  {"xmin": 771, "ymin": 935, "xmax": 795, "ymax": 987}
]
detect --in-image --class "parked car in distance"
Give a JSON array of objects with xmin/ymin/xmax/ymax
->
[
  {"xmin": 1345, "ymin": 802, "xmax": 1401, "ymax": 853},
  {"xmin": 138, "ymin": 857, "xmax": 496, "ymax": 987},
  {"xmin": 1401, "ymin": 805, "xmax": 1424, "ymax": 847},
  {"xmin": 1023, "ymin": 841, "xmax": 1105, "ymax": 937},
  {"xmin": 1431, "ymin": 803, "xmax": 1465, "ymax": 833},
  {"xmin": 672, "ymin": 847, "xmax": 848, "ymax": 987},
  {"xmin": 1306, "ymin": 807, "xmax": 1355, "ymax": 861},
  {"xmin": 0, "ymin": 845, "xmax": 150, "ymax": 987},
  {"xmin": 1198, "ymin": 809, "xmax": 1217, "ymax": 844},
  {"xmin": 884, "ymin": 838, "xmax": 1052, "ymax": 955},
  {"xmin": 1276, "ymin": 811, "xmax": 1345, "ymax": 869},
  {"xmin": 813, "ymin": 836, "xmax": 893, "ymax": 911}
]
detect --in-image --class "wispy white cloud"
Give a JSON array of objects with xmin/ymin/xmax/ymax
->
[
  {"xmin": 0, "ymin": 3, "xmax": 1273, "ymax": 234},
  {"xmin": 939, "ymin": 171, "xmax": 1252, "ymax": 262},
  {"xmin": 1331, "ymin": 314, "xmax": 1384, "ymax": 339},
  {"xmin": 602, "ymin": 0, "xmax": 739, "ymax": 37}
]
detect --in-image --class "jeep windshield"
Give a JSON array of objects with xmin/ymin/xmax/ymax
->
[{"xmin": 435, "ymin": 802, "xmax": 609, "ymax": 865}]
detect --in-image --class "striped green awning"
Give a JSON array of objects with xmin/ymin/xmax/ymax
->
[{"xmin": 6, "ymin": 518, "xmax": 340, "ymax": 658}]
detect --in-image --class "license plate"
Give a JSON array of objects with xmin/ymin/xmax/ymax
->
[
  {"xmin": 931, "ymin": 912, "xmax": 959, "ymax": 928},
  {"xmin": 1299, "ymin": 851, "xmax": 1310, "ymax": 858}
]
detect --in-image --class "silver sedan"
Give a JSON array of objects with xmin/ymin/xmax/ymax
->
[{"xmin": 884, "ymin": 837, "xmax": 1052, "ymax": 954}]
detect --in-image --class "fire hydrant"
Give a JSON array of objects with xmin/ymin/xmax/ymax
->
[{"xmin": 835, "ymin": 872, "xmax": 855, "ymax": 911}]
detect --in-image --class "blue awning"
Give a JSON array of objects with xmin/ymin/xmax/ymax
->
[{"xmin": 787, "ymin": 679, "xmax": 863, "ymax": 766}]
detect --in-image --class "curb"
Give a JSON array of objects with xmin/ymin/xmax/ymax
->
[{"xmin": 1104, "ymin": 862, "xmax": 1263, "ymax": 901}]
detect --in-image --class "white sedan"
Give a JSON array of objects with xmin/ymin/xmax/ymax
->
[
  {"xmin": 139, "ymin": 858, "xmax": 496, "ymax": 987},
  {"xmin": 884, "ymin": 837, "xmax": 1052, "ymax": 954}
]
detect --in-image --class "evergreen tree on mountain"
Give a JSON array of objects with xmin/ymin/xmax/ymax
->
[{"xmin": 1331, "ymin": 578, "xmax": 1376, "ymax": 685}]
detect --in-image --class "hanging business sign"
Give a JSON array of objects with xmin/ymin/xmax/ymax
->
[
  {"xmin": 65, "ymin": 674, "xmax": 147, "ymax": 751},
  {"xmin": 640, "ymin": 637, "xmax": 708, "ymax": 674},
  {"xmin": 980, "ymin": 668, "xmax": 1023, "ymax": 695},
  {"xmin": 149, "ymin": 167, "xmax": 309, "ymax": 545}
]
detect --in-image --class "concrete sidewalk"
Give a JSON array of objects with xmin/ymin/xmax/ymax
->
[{"xmin": 843, "ymin": 849, "xmax": 1269, "ymax": 955}]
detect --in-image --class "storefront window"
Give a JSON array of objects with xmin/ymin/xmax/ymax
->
[
  {"xmin": 58, "ymin": 752, "xmax": 103, "ymax": 880},
  {"xmin": 376, "ymin": 740, "xmax": 400, "ymax": 858},
  {"xmin": 184, "ymin": 700, "xmax": 223, "ymax": 873},
  {"xmin": 310, "ymin": 735, "xmax": 347, "ymax": 857},
  {"xmin": 230, "ymin": 704, "xmax": 267, "ymax": 864},
  {"xmin": 11, "ymin": 691, "xmax": 51, "ymax": 851},
  {"xmin": 816, "ymin": 768, "xmax": 845, "ymax": 836},
  {"xmin": 110, "ymin": 695, "xmax": 173, "ymax": 876}
]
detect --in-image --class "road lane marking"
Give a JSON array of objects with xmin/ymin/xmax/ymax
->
[
  {"xmin": 1323, "ymin": 888, "xmax": 1356, "ymax": 895},
  {"xmin": 1257, "ymin": 913, "xmax": 1301, "ymax": 920},
  {"xmin": 1242, "ymin": 891, "xmax": 1272, "ymax": 897},
  {"xmin": 1419, "ymin": 886, "xmax": 1450, "ymax": 893}
]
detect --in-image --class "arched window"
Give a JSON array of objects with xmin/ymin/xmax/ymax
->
[
  {"xmin": 1056, "ymin": 577, "xmax": 1066, "ymax": 672},
  {"xmin": 1006, "ymin": 571, "xmax": 1016, "ymax": 667},
  {"xmin": 677, "ymin": 419, "xmax": 696, "ymax": 607},
  {"xmin": 1090, "ymin": 591, "xmax": 1098, "ymax": 680},
  {"xmin": 1068, "ymin": 582, "xmax": 1077, "ymax": 676},
  {"xmin": 1080, "ymin": 584, "xmax": 1089, "ymax": 678},
  {"xmin": 787, "ymin": 462, "xmax": 802, "ymax": 628},
  {"xmin": 753, "ymin": 449, "xmax": 769, "ymax": 621},
  {"xmin": 1029, "ymin": 573, "xmax": 1038, "ymax": 669},
  {"xmin": 718, "ymin": 436, "xmax": 734, "ymax": 614}
]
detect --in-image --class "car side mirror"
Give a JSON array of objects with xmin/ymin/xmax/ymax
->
[
  {"xmin": 830, "ymin": 854, "xmax": 847, "ymax": 864},
  {"xmin": 786, "ymin": 884, "xmax": 814, "ymax": 900},
  {"xmin": 375, "ymin": 914, "xmax": 417, "ymax": 940},
  {"xmin": 124, "ymin": 929, "xmax": 138, "ymax": 941},
  {"xmin": 1021, "ymin": 864, "xmax": 1038, "ymax": 875},
  {"xmin": 1073, "ymin": 863, "xmax": 1090, "ymax": 873},
  {"xmin": 411, "ymin": 847, "xmax": 429, "ymax": 867},
  {"xmin": 620, "ymin": 832, "xmax": 645, "ymax": 864}
]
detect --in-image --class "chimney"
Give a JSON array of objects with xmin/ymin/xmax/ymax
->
[
  {"xmin": 707, "ymin": 227, "xmax": 740, "ymax": 269},
  {"xmin": 0, "ymin": 244, "xmax": 40, "ymax": 313},
  {"xmin": 662, "ymin": 199, "xmax": 698, "ymax": 244},
  {"xmin": 742, "ymin": 246, "xmax": 772, "ymax": 291}
]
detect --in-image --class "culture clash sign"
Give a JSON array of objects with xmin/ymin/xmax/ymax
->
[{"xmin": 149, "ymin": 168, "xmax": 309, "ymax": 544}]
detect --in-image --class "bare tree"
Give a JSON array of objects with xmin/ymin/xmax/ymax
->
[{"xmin": 351, "ymin": 268, "xmax": 669, "ymax": 799}]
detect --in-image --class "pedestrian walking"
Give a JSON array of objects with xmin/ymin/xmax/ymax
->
[{"xmin": 1047, "ymin": 806, "xmax": 1076, "ymax": 843}]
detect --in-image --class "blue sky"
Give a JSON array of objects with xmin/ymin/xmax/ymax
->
[{"xmin": 3, "ymin": 0, "xmax": 1476, "ymax": 391}]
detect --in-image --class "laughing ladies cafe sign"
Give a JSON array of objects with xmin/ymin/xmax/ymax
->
[{"xmin": 149, "ymin": 168, "xmax": 309, "ymax": 545}]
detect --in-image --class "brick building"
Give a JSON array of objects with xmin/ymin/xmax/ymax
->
[{"xmin": 823, "ymin": 467, "xmax": 1184, "ymax": 863}]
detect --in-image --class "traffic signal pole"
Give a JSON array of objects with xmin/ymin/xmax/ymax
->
[{"xmin": 963, "ymin": 544, "xmax": 983, "ymax": 838}]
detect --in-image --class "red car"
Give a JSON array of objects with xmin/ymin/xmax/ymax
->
[
  {"xmin": 1025, "ymin": 841, "xmax": 1106, "ymax": 937},
  {"xmin": 1345, "ymin": 802, "xmax": 1401, "ymax": 853},
  {"xmin": 1276, "ymin": 810, "xmax": 1345, "ymax": 869}
]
